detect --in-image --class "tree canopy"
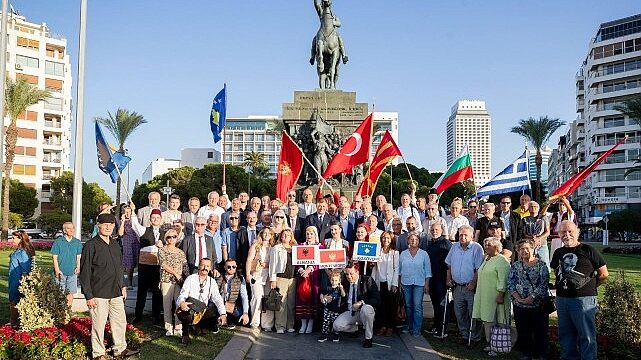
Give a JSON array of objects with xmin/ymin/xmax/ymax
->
[
  {"xmin": 9, "ymin": 180, "xmax": 39, "ymax": 219},
  {"xmin": 49, "ymin": 171, "xmax": 112, "ymax": 222}
]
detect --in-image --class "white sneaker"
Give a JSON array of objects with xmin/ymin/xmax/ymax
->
[
  {"xmin": 299, "ymin": 328, "xmax": 306, "ymax": 334},
  {"xmin": 165, "ymin": 330, "xmax": 173, "ymax": 337},
  {"xmin": 276, "ymin": 329, "xmax": 285, "ymax": 334},
  {"xmin": 174, "ymin": 329, "xmax": 182, "ymax": 337},
  {"xmin": 287, "ymin": 328, "xmax": 296, "ymax": 333}
]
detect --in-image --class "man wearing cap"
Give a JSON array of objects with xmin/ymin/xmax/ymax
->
[
  {"xmin": 80, "ymin": 213, "xmax": 140, "ymax": 359},
  {"xmin": 129, "ymin": 202, "xmax": 165, "ymax": 324}
]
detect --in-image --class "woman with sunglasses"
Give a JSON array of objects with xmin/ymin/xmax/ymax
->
[
  {"xmin": 8, "ymin": 230, "xmax": 35, "ymax": 328},
  {"xmin": 158, "ymin": 229, "xmax": 188, "ymax": 337},
  {"xmin": 246, "ymin": 227, "xmax": 275, "ymax": 331},
  {"xmin": 269, "ymin": 228, "xmax": 298, "ymax": 333},
  {"xmin": 118, "ymin": 203, "xmax": 139, "ymax": 288},
  {"xmin": 271, "ymin": 209, "xmax": 290, "ymax": 242},
  {"xmin": 295, "ymin": 226, "xmax": 323, "ymax": 334}
]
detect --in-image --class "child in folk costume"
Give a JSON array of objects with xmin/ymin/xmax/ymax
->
[{"xmin": 295, "ymin": 226, "xmax": 324, "ymax": 333}]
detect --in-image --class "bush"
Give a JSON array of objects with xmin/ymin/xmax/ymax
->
[
  {"xmin": 596, "ymin": 270, "xmax": 641, "ymax": 359},
  {"xmin": 16, "ymin": 263, "xmax": 71, "ymax": 332}
]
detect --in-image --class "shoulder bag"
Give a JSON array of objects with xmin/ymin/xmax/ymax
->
[{"xmin": 262, "ymin": 288, "xmax": 283, "ymax": 312}]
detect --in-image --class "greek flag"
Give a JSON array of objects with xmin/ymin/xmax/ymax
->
[{"xmin": 475, "ymin": 152, "xmax": 530, "ymax": 198}]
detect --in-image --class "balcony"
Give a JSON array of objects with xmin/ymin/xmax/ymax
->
[
  {"xmin": 44, "ymin": 120, "xmax": 62, "ymax": 128},
  {"xmin": 42, "ymin": 174, "xmax": 55, "ymax": 180},
  {"xmin": 43, "ymin": 138, "xmax": 62, "ymax": 147},
  {"xmin": 42, "ymin": 155, "xmax": 61, "ymax": 163}
]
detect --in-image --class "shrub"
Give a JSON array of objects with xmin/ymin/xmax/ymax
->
[
  {"xmin": 0, "ymin": 324, "xmax": 86, "ymax": 360},
  {"xmin": 16, "ymin": 262, "xmax": 71, "ymax": 332},
  {"xmin": 596, "ymin": 270, "xmax": 641, "ymax": 359}
]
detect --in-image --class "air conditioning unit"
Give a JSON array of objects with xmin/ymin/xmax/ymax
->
[{"xmin": 15, "ymin": 64, "xmax": 23, "ymax": 70}]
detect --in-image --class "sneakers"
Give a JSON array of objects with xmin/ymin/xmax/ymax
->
[
  {"xmin": 331, "ymin": 333, "xmax": 340, "ymax": 342},
  {"xmin": 211, "ymin": 325, "xmax": 219, "ymax": 335},
  {"xmin": 262, "ymin": 327, "xmax": 273, "ymax": 332},
  {"xmin": 174, "ymin": 329, "xmax": 183, "ymax": 337},
  {"xmin": 424, "ymin": 328, "xmax": 438, "ymax": 335},
  {"xmin": 286, "ymin": 328, "xmax": 296, "ymax": 333},
  {"xmin": 225, "ymin": 324, "xmax": 236, "ymax": 330},
  {"xmin": 317, "ymin": 334, "xmax": 329, "ymax": 343},
  {"xmin": 165, "ymin": 330, "xmax": 173, "ymax": 337},
  {"xmin": 276, "ymin": 329, "xmax": 285, "ymax": 334},
  {"xmin": 433, "ymin": 332, "xmax": 448, "ymax": 339}
]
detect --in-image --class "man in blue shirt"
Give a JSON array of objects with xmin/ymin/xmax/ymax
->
[
  {"xmin": 445, "ymin": 225, "xmax": 484, "ymax": 342},
  {"xmin": 223, "ymin": 211, "xmax": 242, "ymax": 262},
  {"xmin": 205, "ymin": 214, "xmax": 224, "ymax": 269},
  {"xmin": 51, "ymin": 222, "xmax": 83, "ymax": 307}
]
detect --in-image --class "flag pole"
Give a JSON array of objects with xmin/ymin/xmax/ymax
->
[
  {"xmin": 389, "ymin": 164, "xmax": 393, "ymax": 202},
  {"xmin": 111, "ymin": 159, "xmax": 132, "ymax": 204},
  {"xmin": 71, "ymin": 0, "xmax": 87, "ymax": 239},
  {"xmin": 399, "ymin": 154, "xmax": 414, "ymax": 186},
  {"xmin": 300, "ymin": 152, "xmax": 337, "ymax": 195},
  {"xmin": 222, "ymin": 126, "xmax": 226, "ymax": 187}
]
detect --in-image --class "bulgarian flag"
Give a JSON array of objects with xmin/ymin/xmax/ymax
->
[{"xmin": 433, "ymin": 145, "xmax": 474, "ymax": 194}]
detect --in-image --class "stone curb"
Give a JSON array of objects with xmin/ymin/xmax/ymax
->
[
  {"xmin": 214, "ymin": 327, "xmax": 258, "ymax": 360},
  {"xmin": 399, "ymin": 333, "xmax": 442, "ymax": 360}
]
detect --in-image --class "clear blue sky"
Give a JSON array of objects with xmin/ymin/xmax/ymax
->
[{"xmin": 13, "ymin": 1, "xmax": 641, "ymax": 198}]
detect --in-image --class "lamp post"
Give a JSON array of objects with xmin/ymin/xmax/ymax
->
[
  {"xmin": 161, "ymin": 180, "xmax": 173, "ymax": 205},
  {"xmin": 603, "ymin": 215, "xmax": 609, "ymax": 246}
]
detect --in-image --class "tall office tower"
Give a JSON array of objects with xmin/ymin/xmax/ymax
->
[
  {"xmin": 2, "ymin": 12, "xmax": 73, "ymax": 215},
  {"xmin": 446, "ymin": 100, "xmax": 492, "ymax": 188}
]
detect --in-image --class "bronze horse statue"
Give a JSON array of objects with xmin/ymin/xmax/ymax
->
[{"xmin": 310, "ymin": 0, "xmax": 348, "ymax": 89}]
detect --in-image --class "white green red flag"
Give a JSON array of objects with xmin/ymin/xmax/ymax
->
[{"xmin": 433, "ymin": 145, "xmax": 474, "ymax": 194}]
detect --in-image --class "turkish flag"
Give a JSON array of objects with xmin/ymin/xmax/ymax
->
[
  {"xmin": 322, "ymin": 113, "xmax": 373, "ymax": 179},
  {"xmin": 357, "ymin": 130, "xmax": 402, "ymax": 197},
  {"xmin": 276, "ymin": 131, "xmax": 304, "ymax": 202}
]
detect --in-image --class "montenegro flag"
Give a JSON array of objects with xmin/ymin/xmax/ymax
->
[
  {"xmin": 356, "ymin": 130, "xmax": 402, "ymax": 197},
  {"xmin": 276, "ymin": 131, "xmax": 304, "ymax": 202}
]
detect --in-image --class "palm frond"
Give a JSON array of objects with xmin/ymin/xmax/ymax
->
[
  {"xmin": 614, "ymin": 95, "xmax": 641, "ymax": 126},
  {"xmin": 4, "ymin": 77, "xmax": 51, "ymax": 120},
  {"xmin": 510, "ymin": 116, "xmax": 566, "ymax": 150},
  {"xmin": 95, "ymin": 108, "xmax": 147, "ymax": 149}
]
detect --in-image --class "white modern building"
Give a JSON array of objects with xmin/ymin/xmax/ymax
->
[
  {"xmin": 551, "ymin": 14, "xmax": 641, "ymax": 224},
  {"xmin": 446, "ymin": 100, "xmax": 492, "ymax": 188},
  {"xmin": 141, "ymin": 158, "xmax": 180, "ymax": 183},
  {"xmin": 2, "ymin": 12, "xmax": 72, "ymax": 215},
  {"xmin": 526, "ymin": 145, "xmax": 553, "ymax": 194},
  {"xmin": 180, "ymin": 148, "xmax": 221, "ymax": 169}
]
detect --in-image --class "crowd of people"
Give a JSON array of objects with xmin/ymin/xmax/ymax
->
[{"xmin": 5, "ymin": 186, "xmax": 610, "ymax": 360}]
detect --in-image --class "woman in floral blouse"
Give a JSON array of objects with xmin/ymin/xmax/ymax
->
[
  {"xmin": 158, "ymin": 229, "xmax": 188, "ymax": 337},
  {"xmin": 507, "ymin": 239, "xmax": 550, "ymax": 360}
]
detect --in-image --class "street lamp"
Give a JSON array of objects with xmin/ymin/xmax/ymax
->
[
  {"xmin": 603, "ymin": 215, "xmax": 609, "ymax": 246},
  {"xmin": 161, "ymin": 180, "xmax": 173, "ymax": 205}
]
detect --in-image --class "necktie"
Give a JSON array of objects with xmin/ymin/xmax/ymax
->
[
  {"xmin": 198, "ymin": 236, "xmax": 204, "ymax": 263},
  {"xmin": 250, "ymin": 229, "xmax": 256, "ymax": 243},
  {"xmin": 350, "ymin": 284, "xmax": 357, "ymax": 314},
  {"xmin": 291, "ymin": 218, "xmax": 296, "ymax": 230},
  {"xmin": 319, "ymin": 215, "xmax": 323, "ymax": 223}
]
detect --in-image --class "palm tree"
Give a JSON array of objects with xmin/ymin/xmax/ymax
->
[
  {"xmin": 243, "ymin": 151, "xmax": 268, "ymax": 195},
  {"xmin": 2, "ymin": 77, "xmax": 50, "ymax": 237},
  {"xmin": 511, "ymin": 116, "xmax": 566, "ymax": 202},
  {"xmin": 614, "ymin": 95, "xmax": 641, "ymax": 176},
  {"xmin": 95, "ymin": 108, "xmax": 147, "ymax": 208}
]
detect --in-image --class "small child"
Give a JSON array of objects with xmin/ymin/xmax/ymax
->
[{"xmin": 317, "ymin": 271, "xmax": 345, "ymax": 343}]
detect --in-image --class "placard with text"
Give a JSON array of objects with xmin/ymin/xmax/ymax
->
[
  {"xmin": 352, "ymin": 241, "xmax": 380, "ymax": 262},
  {"xmin": 318, "ymin": 248, "xmax": 347, "ymax": 269},
  {"xmin": 293, "ymin": 245, "xmax": 319, "ymax": 266}
]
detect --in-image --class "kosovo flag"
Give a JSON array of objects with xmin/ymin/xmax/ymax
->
[
  {"xmin": 209, "ymin": 84, "xmax": 227, "ymax": 143},
  {"xmin": 95, "ymin": 122, "xmax": 131, "ymax": 183}
]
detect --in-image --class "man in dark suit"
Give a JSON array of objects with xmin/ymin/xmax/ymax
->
[
  {"xmin": 306, "ymin": 199, "xmax": 331, "ymax": 240},
  {"xmin": 333, "ymin": 264, "xmax": 380, "ymax": 348},
  {"xmin": 181, "ymin": 197, "xmax": 200, "ymax": 236},
  {"xmin": 286, "ymin": 201, "xmax": 306, "ymax": 243},
  {"xmin": 336, "ymin": 202, "xmax": 356, "ymax": 244},
  {"xmin": 495, "ymin": 195, "xmax": 522, "ymax": 260},
  {"xmin": 181, "ymin": 216, "xmax": 217, "ymax": 275}
]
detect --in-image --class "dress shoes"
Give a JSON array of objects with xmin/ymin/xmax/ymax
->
[{"xmin": 114, "ymin": 348, "xmax": 140, "ymax": 358}]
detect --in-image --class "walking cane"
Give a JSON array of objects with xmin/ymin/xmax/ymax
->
[
  {"xmin": 439, "ymin": 287, "xmax": 452, "ymax": 340},
  {"xmin": 467, "ymin": 315, "xmax": 474, "ymax": 349}
]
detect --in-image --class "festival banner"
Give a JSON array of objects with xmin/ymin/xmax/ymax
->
[
  {"xmin": 352, "ymin": 241, "xmax": 380, "ymax": 262},
  {"xmin": 318, "ymin": 248, "xmax": 347, "ymax": 269},
  {"xmin": 293, "ymin": 245, "xmax": 319, "ymax": 266}
]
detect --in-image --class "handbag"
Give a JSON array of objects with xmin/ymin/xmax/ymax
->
[
  {"xmin": 543, "ymin": 289, "xmax": 556, "ymax": 315},
  {"xmin": 262, "ymin": 288, "xmax": 283, "ymax": 312},
  {"xmin": 394, "ymin": 286, "xmax": 407, "ymax": 323},
  {"xmin": 489, "ymin": 306, "xmax": 512, "ymax": 354},
  {"xmin": 182, "ymin": 296, "xmax": 207, "ymax": 325}
]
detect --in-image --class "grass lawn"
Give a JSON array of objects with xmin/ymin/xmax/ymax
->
[
  {"xmin": 425, "ymin": 243, "xmax": 641, "ymax": 360},
  {"xmin": 0, "ymin": 248, "xmax": 232, "ymax": 359}
]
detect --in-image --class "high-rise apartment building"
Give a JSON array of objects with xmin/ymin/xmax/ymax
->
[
  {"xmin": 3, "ymin": 12, "xmax": 73, "ymax": 214},
  {"xmin": 446, "ymin": 100, "xmax": 492, "ymax": 188},
  {"xmin": 553, "ymin": 14, "xmax": 641, "ymax": 224},
  {"xmin": 526, "ymin": 145, "xmax": 553, "ymax": 195}
]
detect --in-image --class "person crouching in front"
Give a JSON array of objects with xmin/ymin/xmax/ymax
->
[
  {"xmin": 215, "ymin": 258, "xmax": 250, "ymax": 329},
  {"xmin": 176, "ymin": 258, "xmax": 227, "ymax": 345}
]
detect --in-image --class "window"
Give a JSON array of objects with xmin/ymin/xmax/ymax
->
[
  {"xmin": 42, "ymin": 184, "xmax": 51, "ymax": 192},
  {"xmin": 16, "ymin": 36, "xmax": 39, "ymax": 50},
  {"xmin": 629, "ymin": 186, "xmax": 641, "ymax": 198},
  {"xmin": 13, "ymin": 164, "xmax": 36, "ymax": 176},
  {"xmin": 602, "ymin": 169, "xmax": 625, "ymax": 182},
  {"xmin": 604, "ymin": 151, "xmax": 626, "ymax": 164},
  {"xmin": 44, "ymin": 97, "xmax": 63, "ymax": 111},
  {"xmin": 628, "ymin": 149, "xmax": 640, "ymax": 161},
  {"xmin": 16, "ymin": 54, "xmax": 39, "ymax": 68},
  {"xmin": 17, "ymin": 73, "xmax": 38, "ymax": 85},
  {"xmin": 604, "ymin": 187, "xmax": 626, "ymax": 197},
  {"xmin": 45, "ymin": 61, "xmax": 64, "ymax": 76},
  {"xmin": 207, "ymin": 151, "xmax": 214, "ymax": 159},
  {"xmin": 603, "ymin": 116, "xmax": 625, "ymax": 128}
]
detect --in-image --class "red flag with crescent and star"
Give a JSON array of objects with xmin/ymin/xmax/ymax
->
[
  {"xmin": 356, "ymin": 130, "xmax": 402, "ymax": 197},
  {"xmin": 322, "ymin": 113, "xmax": 373, "ymax": 179},
  {"xmin": 276, "ymin": 131, "xmax": 304, "ymax": 202}
]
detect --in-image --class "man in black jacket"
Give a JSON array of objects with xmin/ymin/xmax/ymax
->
[
  {"xmin": 425, "ymin": 222, "xmax": 452, "ymax": 338},
  {"xmin": 333, "ymin": 264, "xmax": 380, "ymax": 348},
  {"xmin": 495, "ymin": 195, "xmax": 522, "ymax": 260}
]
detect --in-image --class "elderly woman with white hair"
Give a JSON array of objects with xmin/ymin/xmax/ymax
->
[{"xmin": 472, "ymin": 237, "xmax": 512, "ymax": 355}]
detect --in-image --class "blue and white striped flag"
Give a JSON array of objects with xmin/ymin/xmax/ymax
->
[{"xmin": 475, "ymin": 152, "xmax": 530, "ymax": 198}]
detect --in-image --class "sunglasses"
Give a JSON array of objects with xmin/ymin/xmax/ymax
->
[
  {"xmin": 288, "ymin": 194, "xmax": 296, "ymax": 197},
  {"xmin": 226, "ymin": 265, "xmax": 237, "ymax": 269},
  {"xmin": 165, "ymin": 235, "xmax": 177, "ymax": 239},
  {"xmin": 469, "ymin": 205, "xmax": 477, "ymax": 208},
  {"xmin": 195, "ymin": 223, "xmax": 206, "ymax": 226},
  {"xmin": 501, "ymin": 202, "xmax": 511, "ymax": 204},
  {"xmin": 230, "ymin": 217, "xmax": 239, "ymax": 220},
  {"xmin": 274, "ymin": 216, "xmax": 285, "ymax": 219}
]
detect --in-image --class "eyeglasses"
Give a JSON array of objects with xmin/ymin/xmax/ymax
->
[
  {"xmin": 501, "ymin": 202, "xmax": 511, "ymax": 204},
  {"xmin": 165, "ymin": 235, "xmax": 177, "ymax": 239},
  {"xmin": 274, "ymin": 216, "xmax": 285, "ymax": 219},
  {"xmin": 230, "ymin": 217, "xmax": 239, "ymax": 220},
  {"xmin": 226, "ymin": 265, "xmax": 237, "ymax": 269},
  {"xmin": 195, "ymin": 223, "xmax": 206, "ymax": 226},
  {"xmin": 469, "ymin": 205, "xmax": 477, "ymax": 208}
]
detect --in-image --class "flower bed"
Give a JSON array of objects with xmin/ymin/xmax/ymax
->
[
  {"xmin": 0, "ymin": 240, "xmax": 54, "ymax": 251},
  {"xmin": 0, "ymin": 318, "xmax": 145, "ymax": 360}
]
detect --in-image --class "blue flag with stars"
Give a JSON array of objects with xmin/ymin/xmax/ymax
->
[
  {"xmin": 95, "ymin": 122, "xmax": 131, "ymax": 183},
  {"xmin": 210, "ymin": 84, "xmax": 227, "ymax": 143}
]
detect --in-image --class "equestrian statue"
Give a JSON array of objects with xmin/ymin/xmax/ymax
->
[{"xmin": 310, "ymin": 0, "xmax": 348, "ymax": 89}]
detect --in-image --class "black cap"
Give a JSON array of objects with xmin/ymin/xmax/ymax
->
[
  {"xmin": 429, "ymin": 188, "xmax": 437, "ymax": 195},
  {"xmin": 97, "ymin": 213, "xmax": 117, "ymax": 224},
  {"xmin": 487, "ymin": 218, "xmax": 502, "ymax": 229}
]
